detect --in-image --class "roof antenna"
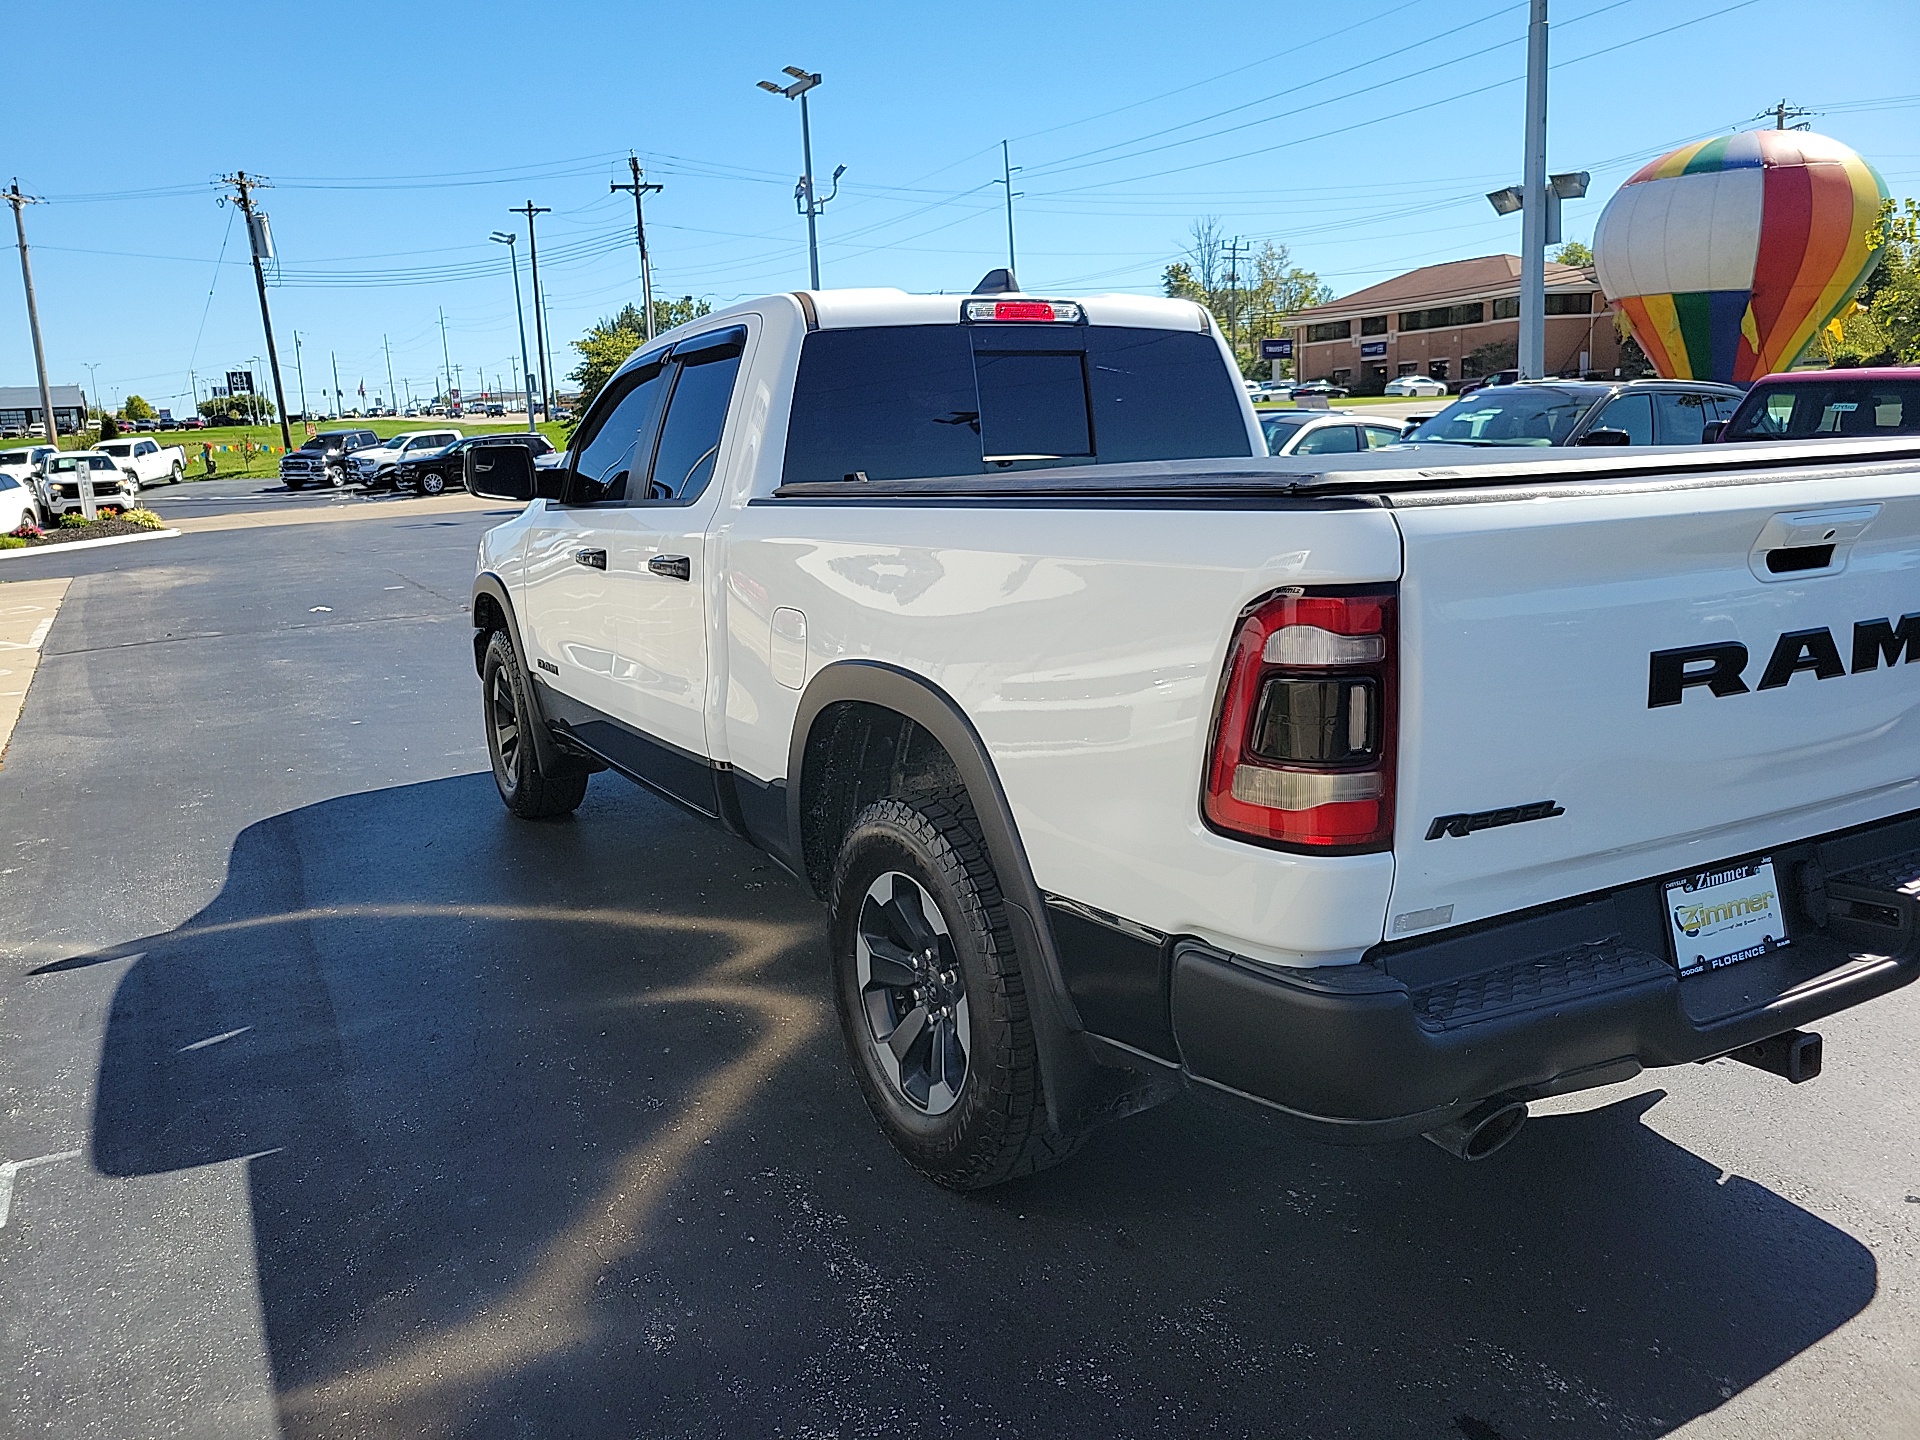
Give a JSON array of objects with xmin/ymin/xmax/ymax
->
[{"xmin": 972, "ymin": 267, "xmax": 1019, "ymax": 295}]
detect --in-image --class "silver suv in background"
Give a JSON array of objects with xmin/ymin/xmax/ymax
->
[{"xmin": 1399, "ymin": 378, "xmax": 1742, "ymax": 449}]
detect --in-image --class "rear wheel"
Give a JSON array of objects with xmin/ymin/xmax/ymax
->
[
  {"xmin": 829, "ymin": 792, "xmax": 1079, "ymax": 1189},
  {"xmin": 482, "ymin": 629, "xmax": 587, "ymax": 819},
  {"xmin": 169, "ymin": 463, "xmax": 182, "ymax": 485}
]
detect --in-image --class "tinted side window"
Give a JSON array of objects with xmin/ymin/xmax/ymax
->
[
  {"xmin": 1653, "ymin": 391, "xmax": 1717, "ymax": 445},
  {"xmin": 569, "ymin": 358, "xmax": 669, "ymax": 504},
  {"xmin": 1082, "ymin": 328, "xmax": 1250, "ymax": 465},
  {"xmin": 1594, "ymin": 393, "xmax": 1654, "ymax": 445},
  {"xmin": 645, "ymin": 345, "xmax": 744, "ymax": 503}
]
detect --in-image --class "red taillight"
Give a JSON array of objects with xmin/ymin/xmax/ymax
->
[
  {"xmin": 995, "ymin": 301, "xmax": 1057, "ymax": 321},
  {"xmin": 962, "ymin": 299, "xmax": 1085, "ymax": 323},
  {"xmin": 1203, "ymin": 587, "xmax": 1396, "ymax": 854}
]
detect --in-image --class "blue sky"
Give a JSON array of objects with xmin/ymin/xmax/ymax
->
[{"xmin": 6, "ymin": 0, "xmax": 1917, "ymax": 415}]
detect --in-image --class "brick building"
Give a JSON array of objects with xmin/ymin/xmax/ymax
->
[{"xmin": 1288, "ymin": 255, "xmax": 1622, "ymax": 393}]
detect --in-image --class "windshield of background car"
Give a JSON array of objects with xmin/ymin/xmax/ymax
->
[
  {"xmin": 1406, "ymin": 387, "xmax": 1593, "ymax": 445},
  {"xmin": 780, "ymin": 323, "xmax": 1251, "ymax": 483},
  {"xmin": 1723, "ymin": 378, "xmax": 1920, "ymax": 440}
]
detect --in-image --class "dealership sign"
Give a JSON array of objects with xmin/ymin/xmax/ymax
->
[
  {"xmin": 1260, "ymin": 338, "xmax": 1294, "ymax": 359},
  {"xmin": 1360, "ymin": 341, "xmax": 1388, "ymax": 359}
]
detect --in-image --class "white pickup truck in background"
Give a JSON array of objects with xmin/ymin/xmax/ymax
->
[
  {"xmin": 98, "ymin": 437, "xmax": 186, "ymax": 488},
  {"xmin": 464, "ymin": 281, "xmax": 1920, "ymax": 1188}
]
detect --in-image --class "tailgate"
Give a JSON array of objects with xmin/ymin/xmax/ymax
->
[{"xmin": 1386, "ymin": 463, "xmax": 1920, "ymax": 938}]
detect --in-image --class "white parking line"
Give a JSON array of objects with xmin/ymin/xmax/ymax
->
[{"xmin": 0, "ymin": 1149, "xmax": 82, "ymax": 1228}]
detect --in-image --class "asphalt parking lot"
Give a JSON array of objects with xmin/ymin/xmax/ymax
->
[{"xmin": 2, "ymin": 493, "xmax": 1917, "ymax": 1438}]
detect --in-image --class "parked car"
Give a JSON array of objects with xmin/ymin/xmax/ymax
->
[
  {"xmin": 1259, "ymin": 409, "xmax": 1403, "ymax": 456},
  {"xmin": 98, "ymin": 437, "xmax": 187, "ymax": 486},
  {"xmin": 0, "ymin": 471, "xmax": 44, "ymax": 531},
  {"xmin": 1289, "ymin": 380, "xmax": 1349, "ymax": 399},
  {"xmin": 462, "ymin": 283, "xmax": 1920, "ymax": 1187},
  {"xmin": 1383, "ymin": 373, "xmax": 1448, "ymax": 398},
  {"xmin": 1399, "ymin": 379, "xmax": 1742, "ymax": 449},
  {"xmin": 279, "ymin": 429, "xmax": 381, "ymax": 489},
  {"xmin": 0, "ymin": 444, "xmax": 59, "ymax": 487},
  {"xmin": 1460, "ymin": 368, "xmax": 1522, "ymax": 397},
  {"xmin": 346, "ymin": 428, "xmax": 464, "ymax": 491},
  {"xmin": 1715, "ymin": 367, "xmax": 1920, "ymax": 442},
  {"xmin": 176, "ymin": 416, "xmax": 207, "ymax": 430},
  {"xmin": 399, "ymin": 432, "xmax": 555, "ymax": 495},
  {"xmin": 45, "ymin": 451, "xmax": 142, "ymax": 512}
]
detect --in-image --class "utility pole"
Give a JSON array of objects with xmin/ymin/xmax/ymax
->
[
  {"xmin": 1223, "ymin": 236, "xmax": 1249, "ymax": 366},
  {"xmin": 383, "ymin": 334, "xmax": 397, "ymax": 415},
  {"xmin": 190, "ymin": 369, "xmax": 200, "ymax": 417},
  {"xmin": 511, "ymin": 202, "xmax": 553, "ymax": 418},
  {"xmin": 997, "ymin": 140, "xmax": 1022, "ymax": 279},
  {"xmin": 291, "ymin": 333, "xmax": 308, "ymax": 422},
  {"xmin": 1763, "ymin": 99, "xmax": 1813, "ymax": 131},
  {"xmin": 438, "ymin": 306, "xmax": 453, "ymax": 404},
  {"xmin": 612, "ymin": 156, "xmax": 663, "ymax": 340},
  {"xmin": 758, "ymin": 68, "xmax": 843, "ymax": 290},
  {"xmin": 219, "ymin": 171, "xmax": 294, "ymax": 453},
  {"xmin": 491, "ymin": 230, "xmax": 536, "ymax": 432},
  {"xmin": 6, "ymin": 180, "xmax": 61, "ymax": 449},
  {"xmin": 1517, "ymin": 0, "xmax": 1550, "ymax": 379},
  {"xmin": 330, "ymin": 352, "xmax": 342, "ymax": 420}
]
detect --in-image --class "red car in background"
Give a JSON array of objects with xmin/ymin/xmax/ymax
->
[{"xmin": 1717, "ymin": 367, "xmax": 1920, "ymax": 441}]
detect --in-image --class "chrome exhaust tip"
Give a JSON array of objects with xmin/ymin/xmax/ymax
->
[{"xmin": 1423, "ymin": 1095, "xmax": 1529, "ymax": 1161}]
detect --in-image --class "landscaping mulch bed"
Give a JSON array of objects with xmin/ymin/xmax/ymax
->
[{"xmin": 8, "ymin": 517, "xmax": 165, "ymax": 548}]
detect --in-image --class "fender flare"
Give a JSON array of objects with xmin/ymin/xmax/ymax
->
[
  {"xmin": 788, "ymin": 660, "xmax": 1128, "ymax": 1135},
  {"xmin": 470, "ymin": 574, "xmax": 593, "ymax": 780}
]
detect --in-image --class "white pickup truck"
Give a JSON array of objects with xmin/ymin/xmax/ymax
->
[
  {"xmin": 464, "ymin": 283, "xmax": 1920, "ymax": 1188},
  {"xmin": 98, "ymin": 437, "xmax": 187, "ymax": 488}
]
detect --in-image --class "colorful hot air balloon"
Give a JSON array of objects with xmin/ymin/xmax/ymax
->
[{"xmin": 1594, "ymin": 130, "xmax": 1887, "ymax": 382}]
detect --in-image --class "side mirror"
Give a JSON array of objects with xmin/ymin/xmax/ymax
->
[
  {"xmin": 1577, "ymin": 427, "xmax": 1632, "ymax": 447},
  {"xmin": 465, "ymin": 443, "xmax": 534, "ymax": 501},
  {"xmin": 1702, "ymin": 421, "xmax": 1727, "ymax": 443}
]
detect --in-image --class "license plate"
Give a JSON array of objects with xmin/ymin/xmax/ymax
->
[{"xmin": 1664, "ymin": 858, "xmax": 1790, "ymax": 976}]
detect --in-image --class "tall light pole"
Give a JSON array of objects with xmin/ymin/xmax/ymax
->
[
  {"xmin": 6, "ymin": 180, "xmax": 61, "ymax": 448},
  {"xmin": 757, "ymin": 66, "xmax": 844, "ymax": 290},
  {"xmin": 84, "ymin": 362, "xmax": 101, "ymax": 422},
  {"xmin": 491, "ymin": 230, "xmax": 536, "ymax": 432},
  {"xmin": 612, "ymin": 156, "xmax": 663, "ymax": 340},
  {"xmin": 438, "ymin": 306, "xmax": 453, "ymax": 405},
  {"xmin": 383, "ymin": 334, "xmax": 397, "ymax": 416},
  {"xmin": 1517, "ymin": 0, "xmax": 1550, "ymax": 378},
  {"xmin": 511, "ymin": 202, "xmax": 553, "ymax": 417}
]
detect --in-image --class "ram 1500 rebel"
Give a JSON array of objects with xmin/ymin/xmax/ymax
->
[{"xmin": 466, "ymin": 282, "xmax": 1920, "ymax": 1188}]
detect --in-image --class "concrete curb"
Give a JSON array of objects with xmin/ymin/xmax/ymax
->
[{"xmin": 0, "ymin": 529, "xmax": 182, "ymax": 561}]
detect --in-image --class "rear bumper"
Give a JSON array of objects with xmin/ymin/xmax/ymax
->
[{"xmin": 1157, "ymin": 809, "xmax": 1920, "ymax": 1141}]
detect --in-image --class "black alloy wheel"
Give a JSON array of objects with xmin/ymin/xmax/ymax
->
[{"xmin": 855, "ymin": 870, "xmax": 971, "ymax": 1115}]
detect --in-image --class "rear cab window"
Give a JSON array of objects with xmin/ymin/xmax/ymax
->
[{"xmin": 780, "ymin": 322, "xmax": 1250, "ymax": 484}]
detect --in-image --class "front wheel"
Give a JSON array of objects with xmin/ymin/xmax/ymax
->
[
  {"xmin": 327, "ymin": 466, "xmax": 347, "ymax": 489},
  {"xmin": 482, "ymin": 630, "xmax": 587, "ymax": 819},
  {"xmin": 419, "ymin": 470, "xmax": 446, "ymax": 496},
  {"xmin": 829, "ymin": 793, "xmax": 1080, "ymax": 1189}
]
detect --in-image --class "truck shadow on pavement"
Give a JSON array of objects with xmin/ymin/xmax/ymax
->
[{"xmin": 55, "ymin": 772, "xmax": 1875, "ymax": 1440}]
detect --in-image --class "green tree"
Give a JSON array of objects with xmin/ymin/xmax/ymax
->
[
  {"xmin": 1162, "ymin": 219, "xmax": 1330, "ymax": 376},
  {"xmin": 122, "ymin": 394, "xmax": 155, "ymax": 421},
  {"xmin": 197, "ymin": 394, "xmax": 275, "ymax": 424},
  {"xmin": 97, "ymin": 413, "xmax": 120, "ymax": 440},
  {"xmin": 1861, "ymin": 197, "xmax": 1920, "ymax": 362},
  {"xmin": 569, "ymin": 296, "xmax": 715, "ymax": 410},
  {"xmin": 1552, "ymin": 240, "xmax": 1594, "ymax": 267}
]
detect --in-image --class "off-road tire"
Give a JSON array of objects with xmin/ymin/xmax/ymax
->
[
  {"xmin": 829, "ymin": 792, "xmax": 1082, "ymax": 1189},
  {"xmin": 482, "ymin": 629, "xmax": 587, "ymax": 819}
]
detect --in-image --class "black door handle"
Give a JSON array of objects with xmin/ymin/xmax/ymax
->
[
  {"xmin": 648, "ymin": 554, "xmax": 691, "ymax": 581},
  {"xmin": 574, "ymin": 548, "xmax": 606, "ymax": 570}
]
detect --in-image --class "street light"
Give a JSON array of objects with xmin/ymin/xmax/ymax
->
[
  {"xmin": 491, "ymin": 230, "xmax": 538, "ymax": 434},
  {"xmin": 1486, "ymin": 167, "xmax": 1590, "ymax": 376},
  {"xmin": 83, "ymin": 363, "xmax": 101, "ymax": 424},
  {"xmin": 757, "ymin": 64, "xmax": 845, "ymax": 289}
]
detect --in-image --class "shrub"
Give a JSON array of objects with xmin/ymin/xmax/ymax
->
[
  {"xmin": 58, "ymin": 512, "xmax": 92, "ymax": 529},
  {"xmin": 9, "ymin": 520, "xmax": 40, "ymax": 539},
  {"xmin": 0, "ymin": 534, "xmax": 25, "ymax": 550},
  {"xmin": 123, "ymin": 508, "xmax": 165, "ymax": 530}
]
